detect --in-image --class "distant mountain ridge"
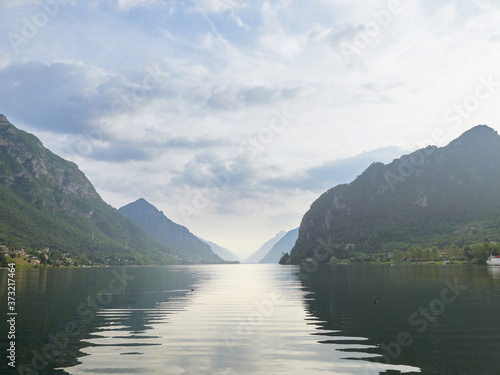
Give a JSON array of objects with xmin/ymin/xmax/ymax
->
[
  {"xmin": 290, "ymin": 125, "xmax": 500, "ymax": 264},
  {"xmin": 0, "ymin": 114, "xmax": 179, "ymax": 265},
  {"xmin": 119, "ymin": 198, "xmax": 224, "ymax": 263},
  {"xmin": 246, "ymin": 231, "xmax": 286, "ymax": 263},
  {"xmin": 201, "ymin": 238, "xmax": 240, "ymax": 262},
  {"xmin": 259, "ymin": 228, "xmax": 298, "ymax": 263}
]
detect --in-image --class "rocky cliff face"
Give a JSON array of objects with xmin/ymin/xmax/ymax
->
[
  {"xmin": 0, "ymin": 115, "xmax": 100, "ymax": 210},
  {"xmin": 290, "ymin": 125, "xmax": 500, "ymax": 264},
  {"xmin": 0, "ymin": 115, "xmax": 178, "ymax": 264}
]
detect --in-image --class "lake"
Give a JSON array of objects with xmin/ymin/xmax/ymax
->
[{"xmin": 1, "ymin": 263, "xmax": 499, "ymax": 374}]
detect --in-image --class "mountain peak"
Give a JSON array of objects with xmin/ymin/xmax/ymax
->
[
  {"xmin": 133, "ymin": 197, "xmax": 154, "ymax": 207},
  {"xmin": 246, "ymin": 230, "xmax": 287, "ymax": 263},
  {"xmin": 462, "ymin": 124, "xmax": 497, "ymax": 136},
  {"xmin": 447, "ymin": 125, "xmax": 500, "ymax": 156},
  {"xmin": 0, "ymin": 116, "xmax": 178, "ymax": 265},
  {"xmin": 449, "ymin": 124, "xmax": 498, "ymax": 145},
  {"xmin": 290, "ymin": 124, "xmax": 500, "ymax": 265},
  {"xmin": 122, "ymin": 198, "xmax": 160, "ymax": 213},
  {"xmin": 119, "ymin": 199, "xmax": 223, "ymax": 263},
  {"xmin": 0, "ymin": 115, "xmax": 19, "ymax": 133}
]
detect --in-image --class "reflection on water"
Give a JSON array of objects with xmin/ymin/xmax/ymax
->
[
  {"xmin": 303, "ymin": 264, "xmax": 500, "ymax": 375},
  {"xmin": 487, "ymin": 265, "xmax": 500, "ymax": 279},
  {"xmin": 58, "ymin": 265, "xmax": 419, "ymax": 375},
  {"xmin": 6, "ymin": 263, "xmax": 500, "ymax": 374}
]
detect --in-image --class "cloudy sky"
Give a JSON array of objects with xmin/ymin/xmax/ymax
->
[{"xmin": 1, "ymin": 0, "xmax": 500, "ymax": 259}]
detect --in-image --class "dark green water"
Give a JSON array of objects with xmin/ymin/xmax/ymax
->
[{"xmin": 0, "ymin": 263, "xmax": 499, "ymax": 374}]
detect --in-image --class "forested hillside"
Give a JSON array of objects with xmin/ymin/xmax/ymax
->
[
  {"xmin": 0, "ymin": 115, "xmax": 180, "ymax": 265},
  {"xmin": 290, "ymin": 125, "xmax": 500, "ymax": 264}
]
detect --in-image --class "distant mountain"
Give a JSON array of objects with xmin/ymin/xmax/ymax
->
[
  {"xmin": 259, "ymin": 228, "xmax": 298, "ymax": 263},
  {"xmin": 119, "ymin": 198, "xmax": 223, "ymax": 263},
  {"xmin": 246, "ymin": 231, "xmax": 287, "ymax": 263},
  {"xmin": 0, "ymin": 115, "xmax": 179, "ymax": 265},
  {"xmin": 201, "ymin": 238, "xmax": 240, "ymax": 262},
  {"xmin": 290, "ymin": 125, "xmax": 500, "ymax": 264}
]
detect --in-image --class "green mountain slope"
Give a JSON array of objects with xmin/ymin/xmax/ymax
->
[
  {"xmin": 119, "ymin": 198, "xmax": 224, "ymax": 263},
  {"xmin": 0, "ymin": 115, "xmax": 180, "ymax": 265},
  {"xmin": 290, "ymin": 125, "xmax": 500, "ymax": 264}
]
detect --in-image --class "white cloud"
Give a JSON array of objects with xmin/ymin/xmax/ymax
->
[
  {"xmin": 0, "ymin": 0, "xmax": 35, "ymax": 9},
  {"xmin": 230, "ymin": 10, "xmax": 249, "ymax": 29},
  {"xmin": 116, "ymin": 0, "xmax": 161, "ymax": 11},
  {"xmin": 196, "ymin": 0, "xmax": 243, "ymax": 13},
  {"xmin": 2, "ymin": 0, "xmax": 500, "ymax": 255}
]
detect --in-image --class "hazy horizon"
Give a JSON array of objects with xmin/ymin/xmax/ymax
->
[{"xmin": 1, "ymin": 0, "xmax": 500, "ymax": 257}]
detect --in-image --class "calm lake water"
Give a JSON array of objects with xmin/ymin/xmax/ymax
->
[{"xmin": 1, "ymin": 263, "xmax": 500, "ymax": 374}]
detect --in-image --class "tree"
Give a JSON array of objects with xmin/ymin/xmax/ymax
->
[
  {"xmin": 414, "ymin": 247, "xmax": 424, "ymax": 261},
  {"xmin": 431, "ymin": 246, "xmax": 440, "ymax": 260},
  {"xmin": 391, "ymin": 249, "xmax": 404, "ymax": 262},
  {"xmin": 463, "ymin": 245, "xmax": 473, "ymax": 260},
  {"xmin": 423, "ymin": 248, "xmax": 431, "ymax": 260},
  {"xmin": 329, "ymin": 255, "xmax": 339, "ymax": 264},
  {"xmin": 492, "ymin": 243, "xmax": 500, "ymax": 256},
  {"xmin": 471, "ymin": 243, "xmax": 488, "ymax": 263},
  {"xmin": 0, "ymin": 253, "xmax": 8, "ymax": 268},
  {"xmin": 279, "ymin": 252, "xmax": 290, "ymax": 265},
  {"xmin": 446, "ymin": 245, "xmax": 463, "ymax": 260},
  {"xmin": 407, "ymin": 247, "xmax": 415, "ymax": 260}
]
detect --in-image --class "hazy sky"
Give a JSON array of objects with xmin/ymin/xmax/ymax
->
[{"xmin": 1, "ymin": 0, "xmax": 500, "ymax": 258}]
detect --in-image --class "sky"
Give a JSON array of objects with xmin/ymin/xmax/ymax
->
[{"xmin": 1, "ymin": 0, "xmax": 500, "ymax": 259}]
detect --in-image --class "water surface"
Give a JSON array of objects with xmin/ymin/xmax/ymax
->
[{"xmin": 1, "ymin": 263, "xmax": 499, "ymax": 374}]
